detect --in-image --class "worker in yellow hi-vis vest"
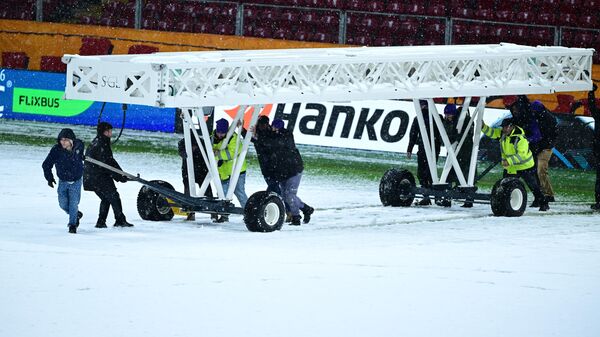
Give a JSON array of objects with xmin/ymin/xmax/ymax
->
[{"xmin": 482, "ymin": 118, "xmax": 549, "ymax": 211}]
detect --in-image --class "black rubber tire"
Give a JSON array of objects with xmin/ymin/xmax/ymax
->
[
  {"xmin": 136, "ymin": 180, "xmax": 175, "ymax": 221},
  {"xmin": 244, "ymin": 191, "xmax": 285, "ymax": 232},
  {"xmin": 490, "ymin": 177, "xmax": 527, "ymax": 217},
  {"xmin": 379, "ymin": 168, "xmax": 416, "ymax": 207},
  {"xmin": 490, "ymin": 180, "xmax": 505, "ymax": 216}
]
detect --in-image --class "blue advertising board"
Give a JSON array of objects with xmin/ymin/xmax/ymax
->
[{"xmin": 0, "ymin": 68, "xmax": 176, "ymax": 132}]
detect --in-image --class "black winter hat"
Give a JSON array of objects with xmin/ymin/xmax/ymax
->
[
  {"xmin": 501, "ymin": 118, "xmax": 514, "ymax": 127},
  {"xmin": 97, "ymin": 122, "xmax": 113, "ymax": 135},
  {"xmin": 57, "ymin": 128, "xmax": 76, "ymax": 142}
]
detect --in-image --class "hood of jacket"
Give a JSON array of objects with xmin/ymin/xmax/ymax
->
[{"xmin": 57, "ymin": 128, "xmax": 76, "ymax": 143}]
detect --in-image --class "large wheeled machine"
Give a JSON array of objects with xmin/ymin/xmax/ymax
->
[{"xmin": 63, "ymin": 43, "xmax": 594, "ymax": 230}]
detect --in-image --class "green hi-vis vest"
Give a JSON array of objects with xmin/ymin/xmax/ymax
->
[
  {"xmin": 212, "ymin": 132, "xmax": 248, "ymax": 181},
  {"xmin": 482, "ymin": 123, "xmax": 534, "ymax": 174}
]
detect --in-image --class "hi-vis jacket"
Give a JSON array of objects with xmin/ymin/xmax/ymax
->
[
  {"xmin": 212, "ymin": 132, "xmax": 247, "ymax": 181},
  {"xmin": 482, "ymin": 123, "xmax": 534, "ymax": 174}
]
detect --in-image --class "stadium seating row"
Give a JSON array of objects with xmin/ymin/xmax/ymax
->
[
  {"xmin": 1, "ymin": 39, "xmax": 157, "ymax": 72},
  {"xmin": 0, "ymin": 0, "xmax": 598, "ymax": 61},
  {"xmin": 2, "ymin": 0, "xmax": 599, "ymax": 28}
]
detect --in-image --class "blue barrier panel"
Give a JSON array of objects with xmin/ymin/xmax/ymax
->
[{"xmin": 0, "ymin": 68, "xmax": 176, "ymax": 132}]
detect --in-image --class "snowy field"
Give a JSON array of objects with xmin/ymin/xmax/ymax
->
[{"xmin": 1, "ymin": 142, "xmax": 600, "ymax": 337}]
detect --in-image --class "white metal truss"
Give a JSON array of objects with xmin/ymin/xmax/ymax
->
[
  {"xmin": 61, "ymin": 43, "xmax": 595, "ymax": 198},
  {"xmin": 63, "ymin": 43, "xmax": 594, "ymax": 107}
]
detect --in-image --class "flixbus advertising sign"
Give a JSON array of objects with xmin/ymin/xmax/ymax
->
[{"xmin": 0, "ymin": 68, "xmax": 176, "ymax": 132}]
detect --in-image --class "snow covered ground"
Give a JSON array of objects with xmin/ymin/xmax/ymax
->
[{"xmin": 1, "ymin": 142, "xmax": 599, "ymax": 337}]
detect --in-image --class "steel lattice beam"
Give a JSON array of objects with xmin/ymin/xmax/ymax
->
[{"xmin": 63, "ymin": 43, "xmax": 594, "ymax": 107}]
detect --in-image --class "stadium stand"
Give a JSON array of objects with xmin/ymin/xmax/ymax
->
[{"xmin": 2, "ymin": 0, "xmax": 599, "ymax": 68}]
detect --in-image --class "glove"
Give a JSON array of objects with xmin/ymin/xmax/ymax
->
[
  {"xmin": 593, "ymin": 83, "xmax": 598, "ymax": 92},
  {"xmin": 217, "ymin": 160, "xmax": 223, "ymax": 167},
  {"xmin": 118, "ymin": 175, "xmax": 129, "ymax": 183},
  {"xmin": 48, "ymin": 178, "xmax": 56, "ymax": 188}
]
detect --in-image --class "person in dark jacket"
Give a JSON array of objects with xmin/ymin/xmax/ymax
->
[
  {"xmin": 83, "ymin": 122, "xmax": 133, "ymax": 228},
  {"xmin": 269, "ymin": 118, "xmax": 313, "ymax": 225},
  {"xmin": 588, "ymin": 83, "xmax": 600, "ymax": 210},
  {"xmin": 407, "ymin": 100, "xmax": 441, "ymax": 205},
  {"xmin": 530, "ymin": 100, "xmax": 558, "ymax": 203},
  {"xmin": 443, "ymin": 104, "xmax": 475, "ymax": 207},
  {"xmin": 178, "ymin": 135, "xmax": 216, "ymax": 221},
  {"xmin": 42, "ymin": 128, "xmax": 85, "ymax": 234},
  {"xmin": 251, "ymin": 116, "xmax": 283, "ymax": 195}
]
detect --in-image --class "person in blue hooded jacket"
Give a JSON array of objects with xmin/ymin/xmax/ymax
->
[{"xmin": 42, "ymin": 128, "xmax": 85, "ymax": 234}]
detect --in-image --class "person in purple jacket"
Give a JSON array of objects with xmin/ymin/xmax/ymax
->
[{"xmin": 42, "ymin": 128, "xmax": 85, "ymax": 234}]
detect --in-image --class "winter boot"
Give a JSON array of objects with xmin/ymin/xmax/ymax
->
[
  {"xmin": 95, "ymin": 219, "xmax": 107, "ymax": 228},
  {"xmin": 530, "ymin": 199, "xmax": 540, "ymax": 208},
  {"xmin": 76, "ymin": 211, "xmax": 83, "ymax": 226},
  {"xmin": 215, "ymin": 215, "xmax": 229, "ymax": 223},
  {"xmin": 114, "ymin": 215, "xmax": 134, "ymax": 227},
  {"xmin": 539, "ymin": 198, "xmax": 549, "ymax": 212},
  {"xmin": 301, "ymin": 204, "xmax": 314, "ymax": 224},
  {"xmin": 285, "ymin": 212, "xmax": 293, "ymax": 223},
  {"xmin": 68, "ymin": 224, "xmax": 77, "ymax": 234},
  {"xmin": 417, "ymin": 198, "xmax": 431, "ymax": 206},
  {"xmin": 461, "ymin": 202, "xmax": 473, "ymax": 208},
  {"xmin": 211, "ymin": 213, "xmax": 219, "ymax": 221},
  {"xmin": 185, "ymin": 213, "xmax": 196, "ymax": 221},
  {"xmin": 436, "ymin": 198, "xmax": 452, "ymax": 207},
  {"xmin": 290, "ymin": 215, "xmax": 302, "ymax": 226}
]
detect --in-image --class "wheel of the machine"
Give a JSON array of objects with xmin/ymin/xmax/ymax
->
[
  {"xmin": 136, "ymin": 180, "xmax": 176, "ymax": 221},
  {"xmin": 244, "ymin": 191, "xmax": 285, "ymax": 232},
  {"xmin": 490, "ymin": 177, "xmax": 527, "ymax": 217},
  {"xmin": 379, "ymin": 168, "xmax": 416, "ymax": 207}
]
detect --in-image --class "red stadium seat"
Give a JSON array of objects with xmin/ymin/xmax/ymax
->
[
  {"xmin": 2, "ymin": 52, "xmax": 29, "ymax": 69},
  {"xmin": 364, "ymin": 1, "xmax": 386, "ymax": 13},
  {"xmin": 510, "ymin": 26, "xmax": 528, "ymax": 44},
  {"xmin": 495, "ymin": 10, "xmax": 514, "ymax": 22},
  {"xmin": 386, "ymin": 1, "xmax": 403, "ymax": 14},
  {"xmin": 515, "ymin": 12, "xmax": 534, "ymax": 24},
  {"xmin": 533, "ymin": 12, "xmax": 556, "ymax": 26},
  {"xmin": 403, "ymin": 4, "xmax": 425, "ymax": 15},
  {"xmin": 380, "ymin": 17, "xmax": 400, "ymax": 34},
  {"xmin": 320, "ymin": 14, "xmax": 339, "ymax": 26},
  {"xmin": 374, "ymin": 37, "xmax": 393, "ymax": 46},
  {"xmin": 214, "ymin": 24, "xmax": 235, "ymax": 36},
  {"xmin": 293, "ymin": 30, "xmax": 311, "ymax": 41},
  {"xmin": 425, "ymin": 4, "xmax": 447, "ymax": 17},
  {"xmin": 323, "ymin": 0, "xmax": 343, "ymax": 9},
  {"xmin": 128, "ymin": 45, "xmax": 159, "ymax": 54},
  {"xmin": 451, "ymin": 7, "xmax": 473, "ymax": 19},
  {"xmin": 79, "ymin": 37, "xmax": 113, "ymax": 56},
  {"xmin": 578, "ymin": 16, "xmax": 598, "ymax": 29},
  {"xmin": 272, "ymin": 28, "xmax": 290, "ymax": 40},
  {"xmin": 559, "ymin": 13, "xmax": 577, "ymax": 27},
  {"xmin": 40, "ymin": 56, "xmax": 66, "ymax": 73},
  {"xmin": 473, "ymin": 9, "xmax": 494, "ymax": 21}
]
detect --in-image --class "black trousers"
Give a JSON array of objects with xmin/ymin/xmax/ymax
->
[
  {"xmin": 595, "ymin": 160, "xmax": 600, "ymax": 204},
  {"xmin": 504, "ymin": 168, "xmax": 544, "ymax": 201},
  {"xmin": 417, "ymin": 151, "xmax": 437, "ymax": 188},
  {"xmin": 94, "ymin": 188, "xmax": 125, "ymax": 222}
]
